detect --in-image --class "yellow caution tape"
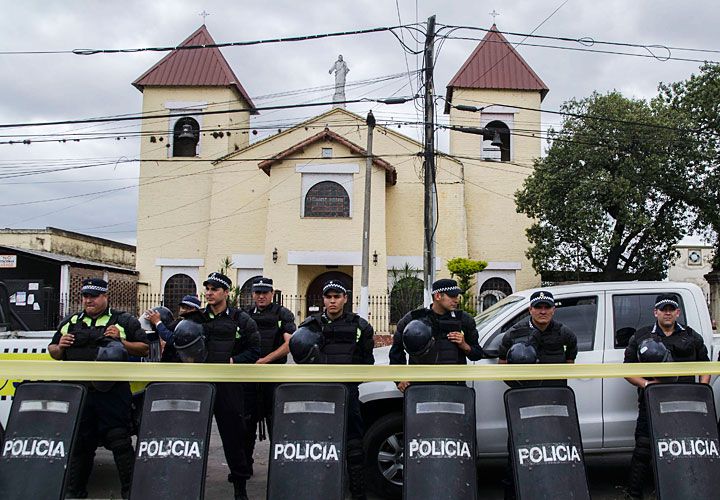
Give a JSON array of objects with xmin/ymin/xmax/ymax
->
[{"xmin": 0, "ymin": 360, "xmax": 718, "ymax": 383}]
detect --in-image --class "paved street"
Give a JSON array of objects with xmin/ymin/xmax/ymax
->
[{"xmin": 83, "ymin": 421, "xmax": 641, "ymax": 499}]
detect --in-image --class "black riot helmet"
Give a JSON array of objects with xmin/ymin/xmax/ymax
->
[
  {"xmin": 507, "ymin": 342, "xmax": 538, "ymax": 364},
  {"xmin": 289, "ymin": 326, "xmax": 324, "ymax": 364},
  {"xmin": 402, "ymin": 320, "xmax": 434, "ymax": 357},
  {"xmin": 139, "ymin": 306, "xmax": 175, "ymax": 332},
  {"xmin": 96, "ymin": 340, "xmax": 129, "ymax": 362},
  {"xmin": 94, "ymin": 340, "xmax": 128, "ymax": 392},
  {"xmin": 638, "ymin": 338, "xmax": 673, "ymax": 363},
  {"xmin": 174, "ymin": 320, "xmax": 207, "ymax": 363}
]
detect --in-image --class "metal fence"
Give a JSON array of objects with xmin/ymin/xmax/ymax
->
[{"xmin": 44, "ymin": 291, "xmax": 503, "ymax": 335}]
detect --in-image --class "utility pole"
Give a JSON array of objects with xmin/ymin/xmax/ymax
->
[
  {"xmin": 359, "ymin": 110, "xmax": 376, "ymax": 320},
  {"xmin": 423, "ymin": 15, "xmax": 437, "ymax": 307}
]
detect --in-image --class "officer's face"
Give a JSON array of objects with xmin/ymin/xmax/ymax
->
[
  {"xmin": 178, "ymin": 305, "xmax": 197, "ymax": 317},
  {"xmin": 323, "ymin": 292, "xmax": 347, "ymax": 316},
  {"xmin": 433, "ymin": 292, "xmax": 460, "ymax": 313},
  {"xmin": 204, "ymin": 285, "xmax": 228, "ymax": 306},
  {"xmin": 253, "ymin": 290, "xmax": 273, "ymax": 308},
  {"xmin": 82, "ymin": 293, "xmax": 108, "ymax": 317},
  {"xmin": 529, "ymin": 304, "xmax": 555, "ymax": 329},
  {"xmin": 654, "ymin": 305, "xmax": 680, "ymax": 328}
]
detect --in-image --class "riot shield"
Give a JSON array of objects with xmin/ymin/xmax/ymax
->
[
  {"xmin": 0, "ymin": 382, "xmax": 86, "ymax": 500},
  {"xmin": 403, "ymin": 385, "xmax": 478, "ymax": 500},
  {"xmin": 130, "ymin": 383, "xmax": 215, "ymax": 500},
  {"xmin": 645, "ymin": 383, "xmax": 720, "ymax": 499},
  {"xmin": 268, "ymin": 383, "xmax": 348, "ymax": 500},
  {"xmin": 505, "ymin": 386, "xmax": 589, "ymax": 500}
]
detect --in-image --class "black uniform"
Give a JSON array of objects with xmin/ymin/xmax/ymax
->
[
  {"xmin": 623, "ymin": 321, "xmax": 710, "ymax": 498},
  {"xmin": 202, "ymin": 305, "xmax": 261, "ymax": 485},
  {"xmin": 49, "ymin": 307, "xmax": 148, "ymax": 498},
  {"xmin": 499, "ymin": 318, "xmax": 578, "ymax": 500},
  {"xmin": 299, "ymin": 311, "xmax": 375, "ymax": 497},
  {"xmin": 389, "ymin": 307, "xmax": 483, "ymax": 371},
  {"xmin": 498, "ymin": 318, "xmax": 578, "ymax": 386},
  {"xmin": 242, "ymin": 302, "xmax": 296, "ymax": 473}
]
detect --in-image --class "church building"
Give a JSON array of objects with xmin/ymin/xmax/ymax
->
[{"xmin": 133, "ymin": 25, "xmax": 548, "ymax": 320}]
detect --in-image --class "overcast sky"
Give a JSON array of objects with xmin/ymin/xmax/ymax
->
[{"xmin": 0, "ymin": 0, "xmax": 717, "ymax": 246}]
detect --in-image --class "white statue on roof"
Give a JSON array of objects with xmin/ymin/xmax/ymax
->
[{"xmin": 329, "ymin": 55, "xmax": 349, "ymax": 108}]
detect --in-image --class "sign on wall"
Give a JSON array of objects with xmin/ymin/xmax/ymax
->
[{"xmin": 0, "ymin": 255, "xmax": 17, "ymax": 268}]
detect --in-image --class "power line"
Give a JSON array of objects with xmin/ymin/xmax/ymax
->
[
  {"xmin": 0, "ymin": 96, "xmax": 418, "ymax": 130},
  {"xmin": 0, "ymin": 24, "xmax": 423, "ymax": 56}
]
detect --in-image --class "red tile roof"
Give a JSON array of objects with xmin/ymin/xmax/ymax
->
[
  {"xmin": 258, "ymin": 128, "xmax": 397, "ymax": 185},
  {"xmin": 445, "ymin": 25, "xmax": 548, "ymax": 112},
  {"xmin": 132, "ymin": 25, "xmax": 257, "ymax": 114}
]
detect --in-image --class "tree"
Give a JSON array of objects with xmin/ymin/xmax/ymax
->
[
  {"xmin": 218, "ymin": 256, "xmax": 241, "ymax": 307},
  {"xmin": 388, "ymin": 264, "xmax": 424, "ymax": 324},
  {"xmin": 446, "ymin": 257, "xmax": 487, "ymax": 315},
  {"xmin": 515, "ymin": 91, "xmax": 694, "ymax": 281},
  {"xmin": 659, "ymin": 63, "xmax": 720, "ymax": 270}
]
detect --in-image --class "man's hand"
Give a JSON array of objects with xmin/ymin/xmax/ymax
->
[
  {"xmin": 144, "ymin": 309, "xmax": 161, "ymax": 326},
  {"xmin": 256, "ymin": 357, "xmax": 270, "ymax": 364},
  {"xmin": 58, "ymin": 334, "xmax": 74, "ymax": 349},
  {"xmin": 104, "ymin": 325, "xmax": 121, "ymax": 340},
  {"xmin": 447, "ymin": 331, "xmax": 471, "ymax": 353},
  {"xmin": 396, "ymin": 381, "xmax": 411, "ymax": 393}
]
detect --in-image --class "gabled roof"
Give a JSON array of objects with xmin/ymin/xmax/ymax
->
[
  {"xmin": 132, "ymin": 25, "xmax": 257, "ymax": 114},
  {"xmin": 445, "ymin": 25, "xmax": 548, "ymax": 112},
  {"xmin": 0, "ymin": 246, "xmax": 136, "ymax": 274},
  {"xmin": 258, "ymin": 127, "xmax": 397, "ymax": 185}
]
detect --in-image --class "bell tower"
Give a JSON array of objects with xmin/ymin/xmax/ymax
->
[{"xmin": 444, "ymin": 25, "xmax": 549, "ymax": 292}]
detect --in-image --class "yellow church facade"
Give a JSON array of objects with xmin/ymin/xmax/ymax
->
[{"xmin": 133, "ymin": 25, "xmax": 547, "ymax": 318}]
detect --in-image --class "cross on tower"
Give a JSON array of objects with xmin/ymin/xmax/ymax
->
[
  {"xmin": 489, "ymin": 9, "xmax": 500, "ymax": 24},
  {"xmin": 199, "ymin": 10, "xmax": 210, "ymax": 24}
]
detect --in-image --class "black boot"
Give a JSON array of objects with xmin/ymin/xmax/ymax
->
[
  {"xmin": 233, "ymin": 480, "xmax": 249, "ymax": 500},
  {"xmin": 348, "ymin": 464, "xmax": 367, "ymax": 500}
]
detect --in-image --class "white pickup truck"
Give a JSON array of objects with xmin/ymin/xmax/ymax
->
[{"xmin": 358, "ymin": 281, "xmax": 720, "ymax": 498}]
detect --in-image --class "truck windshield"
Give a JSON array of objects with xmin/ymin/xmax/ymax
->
[{"xmin": 474, "ymin": 295, "xmax": 524, "ymax": 329}]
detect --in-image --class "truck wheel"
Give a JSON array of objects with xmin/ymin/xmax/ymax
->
[{"xmin": 365, "ymin": 412, "xmax": 403, "ymax": 499}]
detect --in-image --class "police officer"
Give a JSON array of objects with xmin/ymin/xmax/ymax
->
[
  {"xmin": 498, "ymin": 290, "xmax": 578, "ymax": 500},
  {"xmin": 145, "ymin": 295, "xmax": 204, "ymax": 362},
  {"xmin": 298, "ymin": 279, "xmax": 375, "ymax": 500},
  {"xmin": 201, "ymin": 272, "xmax": 261, "ymax": 500},
  {"xmin": 48, "ymin": 278, "xmax": 149, "ymax": 499},
  {"xmin": 623, "ymin": 294, "xmax": 710, "ymax": 499},
  {"xmin": 390, "ymin": 278, "xmax": 483, "ymax": 390},
  {"xmin": 242, "ymin": 277, "xmax": 296, "ymax": 477}
]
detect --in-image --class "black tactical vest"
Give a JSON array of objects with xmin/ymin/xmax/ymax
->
[
  {"xmin": 63, "ymin": 311, "xmax": 122, "ymax": 361},
  {"xmin": 204, "ymin": 311, "xmax": 238, "ymax": 364},
  {"xmin": 320, "ymin": 316, "xmax": 360, "ymax": 365},
  {"xmin": 249, "ymin": 304, "xmax": 286, "ymax": 363}
]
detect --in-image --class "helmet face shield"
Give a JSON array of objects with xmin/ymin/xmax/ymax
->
[
  {"xmin": 507, "ymin": 343, "xmax": 538, "ymax": 364},
  {"xmin": 289, "ymin": 327, "xmax": 324, "ymax": 365},
  {"xmin": 402, "ymin": 320, "xmax": 434, "ymax": 358},
  {"xmin": 176, "ymin": 335, "xmax": 208, "ymax": 363},
  {"xmin": 139, "ymin": 316, "xmax": 154, "ymax": 332}
]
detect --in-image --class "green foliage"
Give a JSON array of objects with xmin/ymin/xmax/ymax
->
[
  {"xmin": 446, "ymin": 257, "xmax": 488, "ymax": 315},
  {"xmin": 388, "ymin": 264, "xmax": 424, "ymax": 323},
  {"xmin": 658, "ymin": 63, "xmax": 720, "ymax": 270},
  {"xmin": 218, "ymin": 257, "xmax": 241, "ymax": 307},
  {"xmin": 515, "ymin": 91, "xmax": 694, "ymax": 281}
]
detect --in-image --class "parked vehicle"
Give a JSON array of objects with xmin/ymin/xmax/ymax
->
[{"xmin": 358, "ymin": 281, "xmax": 720, "ymax": 498}]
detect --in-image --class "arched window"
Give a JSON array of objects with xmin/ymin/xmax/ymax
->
[
  {"xmin": 173, "ymin": 117, "xmax": 200, "ymax": 157},
  {"xmin": 390, "ymin": 276, "xmax": 424, "ymax": 324},
  {"xmin": 238, "ymin": 275, "xmax": 262, "ymax": 309},
  {"xmin": 163, "ymin": 273, "xmax": 197, "ymax": 316},
  {"xmin": 483, "ymin": 120, "xmax": 511, "ymax": 162},
  {"xmin": 304, "ymin": 181, "xmax": 350, "ymax": 218},
  {"xmin": 478, "ymin": 277, "xmax": 513, "ymax": 311}
]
